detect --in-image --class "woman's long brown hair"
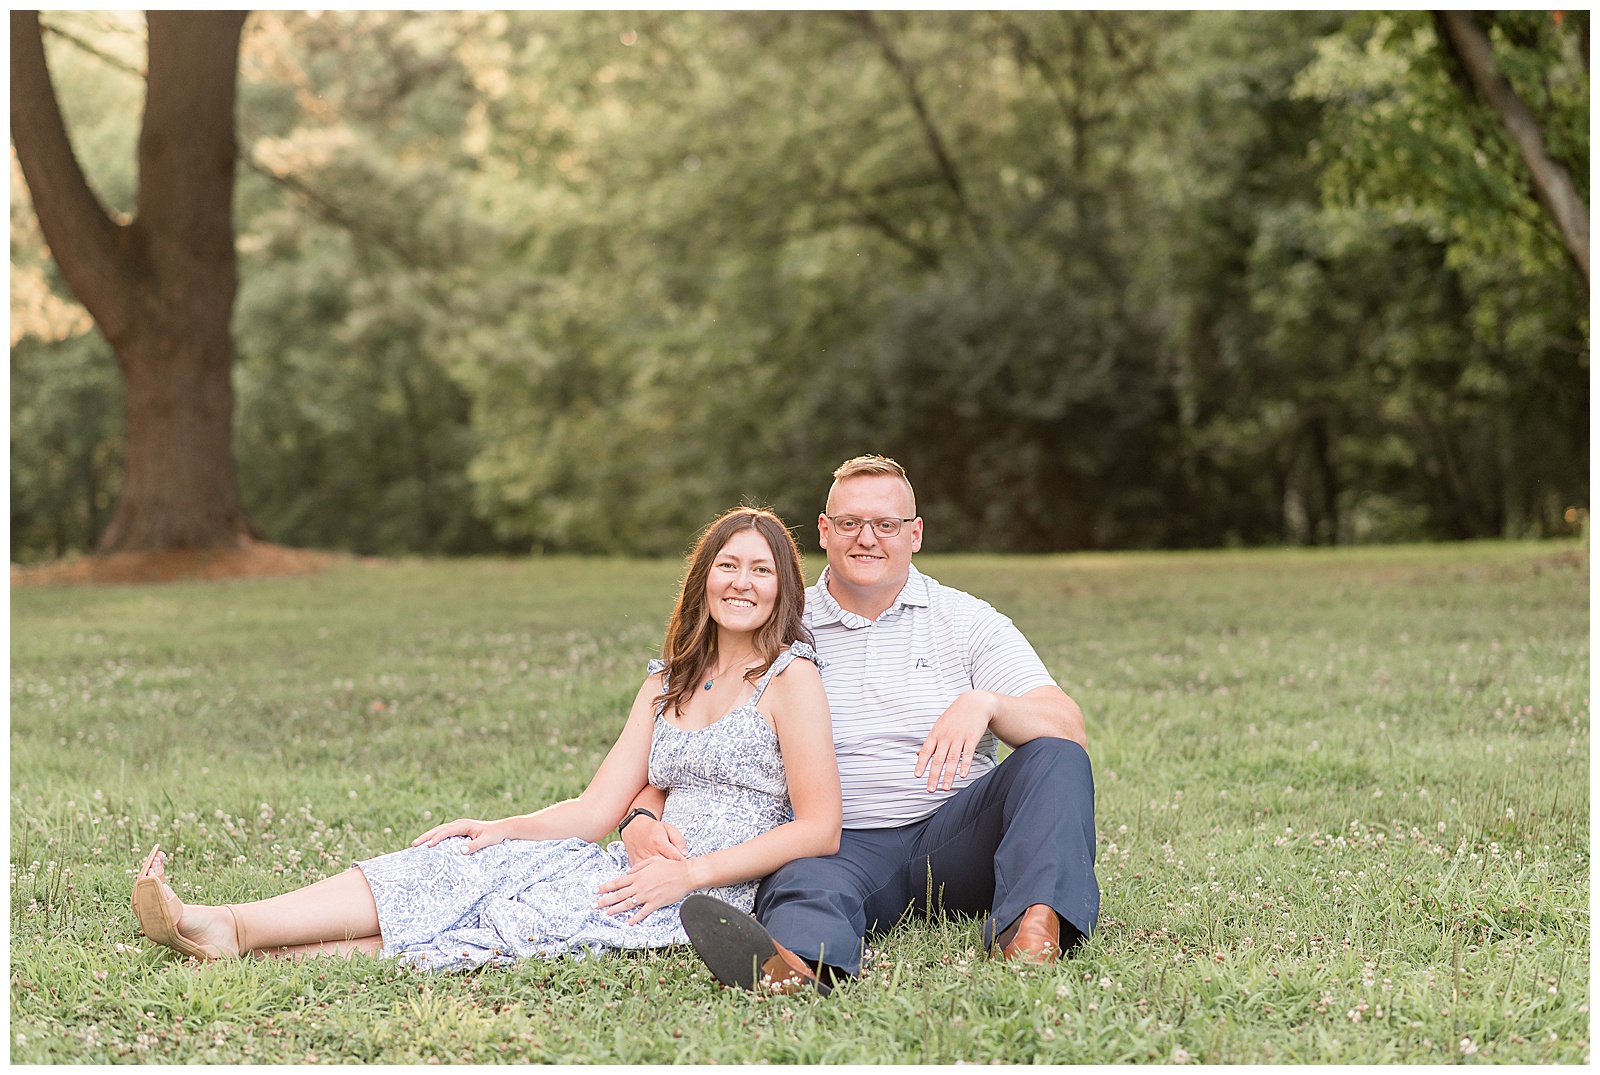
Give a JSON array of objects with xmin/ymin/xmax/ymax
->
[{"xmin": 658, "ymin": 507, "xmax": 812, "ymax": 720}]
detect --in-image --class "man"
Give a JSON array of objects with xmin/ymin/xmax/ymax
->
[{"xmin": 621, "ymin": 456, "xmax": 1097, "ymax": 991}]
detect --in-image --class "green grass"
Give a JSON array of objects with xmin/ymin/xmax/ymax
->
[{"xmin": 10, "ymin": 541, "xmax": 1590, "ymax": 1063}]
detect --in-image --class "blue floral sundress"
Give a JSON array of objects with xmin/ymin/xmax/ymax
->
[{"xmin": 355, "ymin": 640, "xmax": 820, "ymax": 971}]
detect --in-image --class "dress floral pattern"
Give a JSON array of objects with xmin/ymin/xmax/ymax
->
[{"xmin": 356, "ymin": 641, "xmax": 820, "ymax": 971}]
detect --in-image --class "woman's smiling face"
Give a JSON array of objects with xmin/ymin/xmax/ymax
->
[{"xmin": 704, "ymin": 527, "xmax": 780, "ymax": 634}]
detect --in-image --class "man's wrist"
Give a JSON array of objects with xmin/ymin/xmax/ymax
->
[{"xmin": 964, "ymin": 688, "xmax": 1001, "ymax": 724}]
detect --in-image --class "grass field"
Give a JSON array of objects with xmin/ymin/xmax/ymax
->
[{"xmin": 10, "ymin": 541, "xmax": 1590, "ymax": 1063}]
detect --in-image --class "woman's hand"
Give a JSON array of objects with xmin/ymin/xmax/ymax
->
[
  {"xmin": 411, "ymin": 817, "xmax": 513, "ymax": 854},
  {"xmin": 620, "ymin": 814, "xmax": 688, "ymax": 868},
  {"xmin": 595, "ymin": 856, "xmax": 699, "ymax": 925}
]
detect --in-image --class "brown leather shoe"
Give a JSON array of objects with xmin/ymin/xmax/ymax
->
[
  {"xmin": 681, "ymin": 894, "xmax": 832, "ymax": 995},
  {"xmin": 993, "ymin": 904, "xmax": 1062, "ymax": 964},
  {"xmin": 759, "ymin": 941, "xmax": 821, "ymax": 994}
]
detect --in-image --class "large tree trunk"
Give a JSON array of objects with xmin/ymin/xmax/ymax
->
[
  {"xmin": 10, "ymin": 10, "xmax": 255, "ymax": 552},
  {"xmin": 1435, "ymin": 11, "xmax": 1590, "ymax": 292}
]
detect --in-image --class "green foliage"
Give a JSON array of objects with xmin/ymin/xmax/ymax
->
[
  {"xmin": 9, "ymin": 12, "xmax": 1589, "ymax": 559},
  {"xmin": 1300, "ymin": 12, "xmax": 1588, "ymax": 282},
  {"xmin": 1160, "ymin": 11, "xmax": 1586, "ymax": 549},
  {"xmin": 9, "ymin": 332, "xmax": 123, "ymax": 561},
  {"xmin": 8, "ymin": 13, "xmax": 138, "ymax": 562},
  {"xmin": 10, "ymin": 544, "xmax": 1589, "ymax": 1061},
  {"xmin": 226, "ymin": 13, "xmax": 507, "ymax": 556},
  {"xmin": 1282, "ymin": 11, "xmax": 1589, "ymax": 541}
]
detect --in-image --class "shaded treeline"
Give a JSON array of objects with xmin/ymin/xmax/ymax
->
[{"xmin": 11, "ymin": 11, "xmax": 1588, "ymax": 559}]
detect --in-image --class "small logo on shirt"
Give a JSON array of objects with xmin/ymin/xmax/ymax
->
[{"xmin": 913, "ymin": 657, "xmax": 931, "ymax": 670}]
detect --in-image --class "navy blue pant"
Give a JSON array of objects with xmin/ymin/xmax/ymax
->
[{"xmin": 753, "ymin": 737, "xmax": 1098, "ymax": 976}]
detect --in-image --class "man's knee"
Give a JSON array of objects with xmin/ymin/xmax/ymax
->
[
  {"xmin": 757, "ymin": 858, "xmax": 816, "ymax": 905},
  {"xmin": 1005, "ymin": 735, "xmax": 1091, "ymax": 781},
  {"xmin": 757, "ymin": 856, "xmax": 867, "ymax": 921}
]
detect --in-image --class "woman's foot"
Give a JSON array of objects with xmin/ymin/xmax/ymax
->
[{"xmin": 131, "ymin": 845, "xmax": 241, "ymax": 960}]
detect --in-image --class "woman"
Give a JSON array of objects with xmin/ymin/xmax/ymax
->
[{"xmin": 131, "ymin": 507, "xmax": 840, "ymax": 970}]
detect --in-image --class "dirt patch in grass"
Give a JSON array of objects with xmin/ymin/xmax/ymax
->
[{"xmin": 11, "ymin": 540, "xmax": 353, "ymax": 587}]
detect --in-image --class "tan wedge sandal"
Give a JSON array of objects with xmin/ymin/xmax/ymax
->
[{"xmin": 131, "ymin": 844, "xmax": 236, "ymax": 960}]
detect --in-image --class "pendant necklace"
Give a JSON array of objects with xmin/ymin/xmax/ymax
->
[{"xmin": 703, "ymin": 653, "xmax": 755, "ymax": 691}]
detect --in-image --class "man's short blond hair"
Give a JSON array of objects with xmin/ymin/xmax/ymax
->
[{"xmin": 829, "ymin": 455, "xmax": 916, "ymax": 515}]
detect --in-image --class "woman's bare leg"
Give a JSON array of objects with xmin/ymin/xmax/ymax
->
[
  {"xmin": 254, "ymin": 935, "xmax": 384, "ymax": 960},
  {"xmin": 148, "ymin": 852, "xmax": 382, "ymax": 957},
  {"xmin": 230, "ymin": 868, "xmax": 382, "ymax": 952}
]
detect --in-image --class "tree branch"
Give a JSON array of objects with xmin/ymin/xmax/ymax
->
[
  {"xmin": 38, "ymin": 12, "xmax": 449, "ymax": 306},
  {"xmin": 849, "ymin": 12, "xmax": 986, "ymax": 241},
  {"xmin": 10, "ymin": 9, "xmax": 138, "ymax": 342},
  {"xmin": 243, "ymin": 155, "xmax": 429, "ymax": 276},
  {"xmin": 1434, "ymin": 11, "xmax": 1589, "ymax": 290},
  {"xmin": 830, "ymin": 181, "xmax": 943, "ymax": 270},
  {"xmin": 1001, "ymin": 20, "xmax": 1080, "ymax": 145},
  {"xmin": 240, "ymin": 152, "xmax": 464, "ymax": 314},
  {"xmin": 41, "ymin": 18, "xmax": 145, "ymax": 79}
]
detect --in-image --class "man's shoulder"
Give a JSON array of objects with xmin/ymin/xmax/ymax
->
[{"xmin": 912, "ymin": 568, "xmax": 996, "ymax": 619}]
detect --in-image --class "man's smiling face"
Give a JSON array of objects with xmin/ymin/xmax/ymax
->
[{"xmin": 818, "ymin": 473, "xmax": 922, "ymax": 597}]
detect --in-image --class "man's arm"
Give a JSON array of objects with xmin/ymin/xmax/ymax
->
[
  {"xmin": 988, "ymin": 684, "xmax": 1085, "ymax": 748},
  {"xmin": 913, "ymin": 605, "xmax": 1085, "ymax": 790},
  {"xmin": 914, "ymin": 685, "xmax": 1085, "ymax": 792}
]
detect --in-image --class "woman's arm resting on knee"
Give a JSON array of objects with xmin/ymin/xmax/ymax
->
[
  {"xmin": 413, "ymin": 674, "xmax": 663, "ymax": 852},
  {"xmin": 597, "ymin": 660, "xmax": 840, "ymax": 922}
]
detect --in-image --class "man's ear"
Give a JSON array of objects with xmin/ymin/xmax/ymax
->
[
  {"xmin": 817, "ymin": 513, "xmax": 832, "ymax": 550},
  {"xmin": 909, "ymin": 518, "xmax": 924, "ymax": 554}
]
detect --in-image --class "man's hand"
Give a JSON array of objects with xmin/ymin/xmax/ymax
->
[
  {"xmin": 411, "ymin": 817, "xmax": 512, "ymax": 854},
  {"xmin": 596, "ymin": 856, "xmax": 698, "ymax": 925},
  {"xmin": 915, "ymin": 690, "xmax": 998, "ymax": 792},
  {"xmin": 619, "ymin": 813, "xmax": 688, "ymax": 868}
]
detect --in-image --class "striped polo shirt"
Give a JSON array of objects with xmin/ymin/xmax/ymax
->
[{"xmin": 803, "ymin": 564, "xmax": 1059, "ymax": 829}]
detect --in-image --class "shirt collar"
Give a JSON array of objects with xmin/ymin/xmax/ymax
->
[{"xmin": 811, "ymin": 564, "xmax": 930, "ymax": 627}]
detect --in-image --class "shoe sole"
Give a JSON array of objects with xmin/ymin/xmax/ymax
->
[{"xmin": 680, "ymin": 894, "xmax": 776, "ymax": 991}]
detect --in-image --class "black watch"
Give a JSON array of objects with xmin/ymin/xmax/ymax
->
[{"xmin": 618, "ymin": 808, "xmax": 658, "ymax": 835}]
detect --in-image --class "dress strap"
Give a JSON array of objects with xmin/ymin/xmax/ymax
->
[
  {"xmin": 748, "ymin": 640, "xmax": 824, "ymax": 707},
  {"xmin": 646, "ymin": 657, "xmax": 670, "ymax": 715},
  {"xmin": 646, "ymin": 657, "xmax": 669, "ymax": 686}
]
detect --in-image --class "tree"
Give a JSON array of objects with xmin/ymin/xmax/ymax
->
[
  {"xmin": 1291, "ymin": 12, "xmax": 1588, "ymax": 536},
  {"xmin": 11, "ymin": 10, "xmax": 255, "ymax": 551},
  {"xmin": 1434, "ymin": 11, "xmax": 1589, "ymax": 290},
  {"xmin": 10, "ymin": 12, "xmax": 1586, "ymax": 558},
  {"xmin": 453, "ymin": 11, "xmax": 1187, "ymax": 553}
]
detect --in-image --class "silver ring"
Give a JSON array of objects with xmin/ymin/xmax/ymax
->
[{"xmin": 631, "ymin": 896, "xmax": 639, "ymax": 906}]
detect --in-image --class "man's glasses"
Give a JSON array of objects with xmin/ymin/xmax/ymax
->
[{"xmin": 826, "ymin": 515, "xmax": 915, "ymax": 538}]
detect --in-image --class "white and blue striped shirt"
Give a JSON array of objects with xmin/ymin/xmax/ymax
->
[{"xmin": 803, "ymin": 565, "xmax": 1058, "ymax": 829}]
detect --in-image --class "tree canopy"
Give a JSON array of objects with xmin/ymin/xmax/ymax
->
[{"xmin": 10, "ymin": 11, "xmax": 1589, "ymax": 561}]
